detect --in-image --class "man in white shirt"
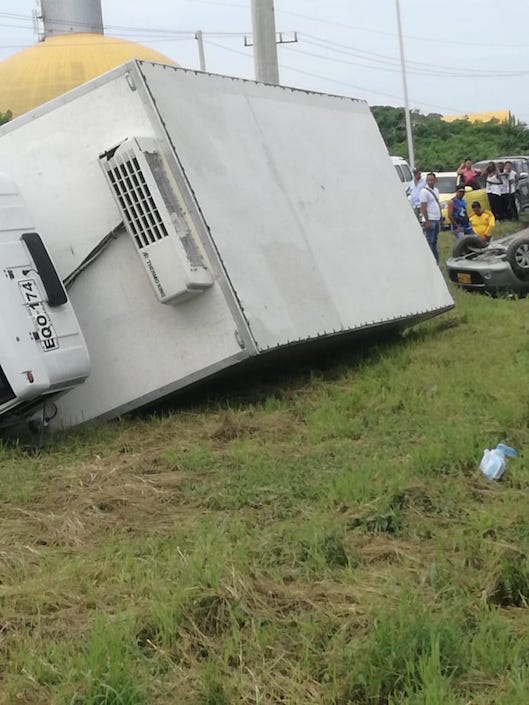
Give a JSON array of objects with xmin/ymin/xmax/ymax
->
[
  {"xmin": 408, "ymin": 167, "xmax": 426, "ymax": 221},
  {"xmin": 420, "ymin": 172, "xmax": 443, "ymax": 263},
  {"xmin": 504, "ymin": 161, "xmax": 518, "ymax": 220}
]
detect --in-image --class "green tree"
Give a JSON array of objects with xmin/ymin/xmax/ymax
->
[
  {"xmin": 0, "ymin": 110, "xmax": 12, "ymax": 126},
  {"xmin": 371, "ymin": 106, "xmax": 529, "ymax": 170}
]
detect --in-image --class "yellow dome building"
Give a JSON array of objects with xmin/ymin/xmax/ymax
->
[{"xmin": 0, "ymin": 2, "xmax": 177, "ymax": 118}]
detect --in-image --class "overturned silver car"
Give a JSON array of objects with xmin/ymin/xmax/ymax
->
[{"xmin": 446, "ymin": 231, "xmax": 529, "ymax": 295}]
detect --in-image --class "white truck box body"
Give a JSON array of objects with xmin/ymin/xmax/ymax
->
[{"xmin": 0, "ymin": 61, "xmax": 453, "ymax": 429}]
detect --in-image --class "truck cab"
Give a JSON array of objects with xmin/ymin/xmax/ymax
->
[{"xmin": 0, "ymin": 173, "xmax": 90, "ymax": 425}]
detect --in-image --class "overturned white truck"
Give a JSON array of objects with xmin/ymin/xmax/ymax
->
[{"xmin": 0, "ymin": 61, "xmax": 453, "ymax": 432}]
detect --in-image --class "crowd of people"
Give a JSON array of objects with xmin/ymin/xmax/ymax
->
[
  {"xmin": 478, "ymin": 160, "xmax": 518, "ymax": 223},
  {"xmin": 408, "ymin": 157, "xmax": 519, "ymax": 262}
]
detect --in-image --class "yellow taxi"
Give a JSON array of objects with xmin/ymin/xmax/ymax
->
[{"xmin": 433, "ymin": 172, "xmax": 490, "ymax": 229}]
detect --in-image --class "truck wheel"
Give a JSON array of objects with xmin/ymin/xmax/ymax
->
[
  {"xmin": 506, "ymin": 237, "xmax": 529, "ymax": 281},
  {"xmin": 452, "ymin": 235, "xmax": 487, "ymax": 258}
]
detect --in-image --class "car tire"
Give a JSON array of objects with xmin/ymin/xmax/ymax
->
[
  {"xmin": 506, "ymin": 237, "xmax": 529, "ymax": 281},
  {"xmin": 452, "ymin": 235, "xmax": 488, "ymax": 258}
]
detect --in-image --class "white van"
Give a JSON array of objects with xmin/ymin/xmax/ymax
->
[{"xmin": 391, "ymin": 156, "xmax": 413, "ymax": 193}]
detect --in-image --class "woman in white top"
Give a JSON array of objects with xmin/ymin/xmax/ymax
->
[{"xmin": 485, "ymin": 162, "xmax": 502, "ymax": 221}]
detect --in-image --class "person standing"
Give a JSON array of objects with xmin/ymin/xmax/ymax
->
[
  {"xmin": 447, "ymin": 184, "xmax": 473, "ymax": 239},
  {"xmin": 504, "ymin": 161, "xmax": 518, "ymax": 220},
  {"xmin": 484, "ymin": 162, "xmax": 503, "ymax": 221},
  {"xmin": 457, "ymin": 158, "xmax": 482, "ymax": 189},
  {"xmin": 408, "ymin": 167, "xmax": 426, "ymax": 221},
  {"xmin": 420, "ymin": 172, "xmax": 443, "ymax": 263},
  {"xmin": 469, "ymin": 201, "xmax": 495, "ymax": 242},
  {"xmin": 497, "ymin": 162, "xmax": 510, "ymax": 221}
]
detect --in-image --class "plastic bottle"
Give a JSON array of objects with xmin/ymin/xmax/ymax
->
[{"xmin": 479, "ymin": 443, "xmax": 517, "ymax": 481}]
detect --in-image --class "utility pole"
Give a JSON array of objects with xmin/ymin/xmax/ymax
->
[
  {"xmin": 195, "ymin": 30, "xmax": 206, "ymax": 71},
  {"xmin": 250, "ymin": 0, "xmax": 279, "ymax": 84},
  {"xmin": 395, "ymin": 0, "xmax": 415, "ymax": 168}
]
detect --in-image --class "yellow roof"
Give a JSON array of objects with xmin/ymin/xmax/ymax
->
[
  {"xmin": 0, "ymin": 33, "xmax": 178, "ymax": 117},
  {"xmin": 442, "ymin": 110, "xmax": 513, "ymax": 124}
]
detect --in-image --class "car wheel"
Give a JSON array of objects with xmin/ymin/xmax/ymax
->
[
  {"xmin": 452, "ymin": 235, "xmax": 487, "ymax": 258},
  {"xmin": 506, "ymin": 237, "xmax": 529, "ymax": 281}
]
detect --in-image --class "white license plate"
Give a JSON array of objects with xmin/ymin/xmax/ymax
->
[{"xmin": 18, "ymin": 279, "xmax": 59, "ymax": 351}]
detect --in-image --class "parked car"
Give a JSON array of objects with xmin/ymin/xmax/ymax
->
[
  {"xmin": 472, "ymin": 156, "xmax": 529, "ymax": 217},
  {"xmin": 445, "ymin": 231, "xmax": 529, "ymax": 295},
  {"xmin": 391, "ymin": 156, "xmax": 413, "ymax": 193},
  {"xmin": 432, "ymin": 171, "xmax": 489, "ymax": 229}
]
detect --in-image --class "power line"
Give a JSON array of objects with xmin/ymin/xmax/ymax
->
[
  {"xmin": 282, "ymin": 43, "xmax": 406, "ymax": 76},
  {"xmin": 203, "ymin": 38, "xmax": 470, "ymax": 115},
  {"xmin": 0, "ymin": 8, "xmax": 527, "ymax": 50},
  {"xmin": 0, "ymin": 11, "xmax": 252, "ymax": 37},
  {"xmin": 273, "ymin": 8, "xmax": 529, "ymax": 49},
  {"xmin": 105, "ymin": 25, "xmax": 251, "ymax": 38},
  {"xmin": 0, "ymin": 22, "xmax": 35, "ymax": 31},
  {"xmin": 0, "ymin": 8, "xmax": 523, "ymax": 111},
  {"xmin": 202, "ymin": 37, "xmax": 253, "ymax": 60},
  {"xmin": 301, "ymin": 34, "xmax": 524, "ymax": 78},
  {"xmin": 1, "ymin": 6, "xmax": 528, "ymax": 56},
  {"xmin": 277, "ymin": 62, "xmax": 469, "ymax": 114},
  {"xmin": 292, "ymin": 35, "xmax": 529, "ymax": 80},
  {"xmin": 0, "ymin": 12, "xmax": 34, "ymax": 21},
  {"xmin": 0, "ymin": 13, "xmax": 519, "ymax": 79}
]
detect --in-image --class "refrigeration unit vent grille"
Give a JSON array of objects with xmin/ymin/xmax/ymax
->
[
  {"xmin": 106, "ymin": 156, "xmax": 168, "ymax": 249},
  {"xmin": 99, "ymin": 137, "xmax": 213, "ymax": 304}
]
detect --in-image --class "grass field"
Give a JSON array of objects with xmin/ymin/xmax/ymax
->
[{"xmin": 2, "ymin": 221, "xmax": 529, "ymax": 704}]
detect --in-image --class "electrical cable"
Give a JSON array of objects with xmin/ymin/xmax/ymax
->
[
  {"xmin": 301, "ymin": 34, "xmax": 529, "ymax": 78},
  {"xmin": 202, "ymin": 38, "xmax": 470, "ymax": 114},
  {"xmin": 0, "ymin": 7, "xmax": 527, "ymax": 49},
  {"xmin": 285, "ymin": 41, "xmax": 529, "ymax": 80},
  {"xmin": 273, "ymin": 8, "xmax": 529, "ymax": 49}
]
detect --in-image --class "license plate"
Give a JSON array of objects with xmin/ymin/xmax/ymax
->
[
  {"xmin": 456, "ymin": 272, "xmax": 472, "ymax": 284},
  {"xmin": 18, "ymin": 279, "xmax": 59, "ymax": 351}
]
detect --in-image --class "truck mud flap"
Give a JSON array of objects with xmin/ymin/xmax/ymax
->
[{"xmin": 21, "ymin": 232, "xmax": 67, "ymax": 307}]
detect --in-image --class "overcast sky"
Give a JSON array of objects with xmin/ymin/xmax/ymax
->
[{"xmin": 1, "ymin": 0, "xmax": 529, "ymax": 123}]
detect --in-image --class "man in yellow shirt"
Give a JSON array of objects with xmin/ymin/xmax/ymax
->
[{"xmin": 469, "ymin": 201, "xmax": 495, "ymax": 241}]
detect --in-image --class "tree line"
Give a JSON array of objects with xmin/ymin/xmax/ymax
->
[{"xmin": 371, "ymin": 106, "xmax": 529, "ymax": 171}]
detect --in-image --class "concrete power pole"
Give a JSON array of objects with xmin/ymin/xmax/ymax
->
[
  {"xmin": 395, "ymin": 0, "xmax": 415, "ymax": 168},
  {"xmin": 251, "ymin": 0, "xmax": 279, "ymax": 84},
  {"xmin": 195, "ymin": 30, "xmax": 206, "ymax": 71}
]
